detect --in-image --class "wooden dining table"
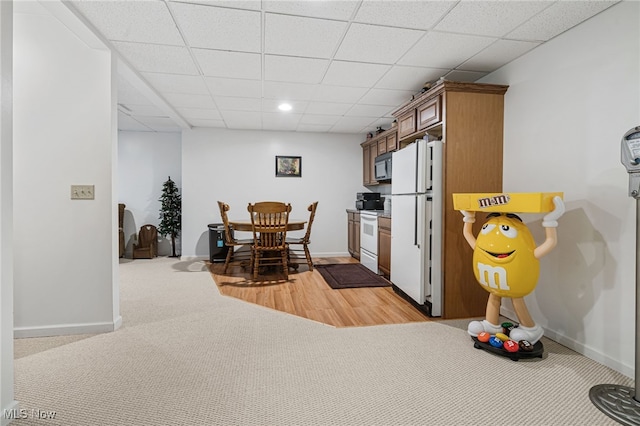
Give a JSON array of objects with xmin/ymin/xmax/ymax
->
[
  {"xmin": 228, "ymin": 219, "xmax": 307, "ymax": 271},
  {"xmin": 228, "ymin": 219, "xmax": 306, "ymax": 233}
]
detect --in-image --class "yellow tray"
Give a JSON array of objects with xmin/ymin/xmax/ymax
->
[{"xmin": 452, "ymin": 192, "xmax": 563, "ymax": 213}]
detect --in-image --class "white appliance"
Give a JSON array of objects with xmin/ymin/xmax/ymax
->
[
  {"xmin": 360, "ymin": 211, "xmax": 379, "ymax": 273},
  {"xmin": 390, "ymin": 139, "xmax": 443, "ymax": 316}
]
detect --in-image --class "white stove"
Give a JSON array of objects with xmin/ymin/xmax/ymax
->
[{"xmin": 359, "ymin": 211, "xmax": 379, "ymax": 274}]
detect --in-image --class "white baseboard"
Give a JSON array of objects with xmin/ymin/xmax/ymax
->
[
  {"xmin": 1, "ymin": 400, "xmax": 20, "ymax": 426},
  {"xmin": 310, "ymin": 252, "xmax": 350, "ymax": 258},
  {"xmin": 14, "ymin": 319, "xmax": 120, "ymax": 339},
  {"xmin": 113, "ymin": 315, "xmax": 122, "ymax": 331},
  {"xmin": 500, "ymin": 306, "xmax": 633, "ymax": 378}
]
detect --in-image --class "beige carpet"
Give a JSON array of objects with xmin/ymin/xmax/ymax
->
[{"xmin": 12, "ymin": 257, "xmax": 632, "ymax": 425}]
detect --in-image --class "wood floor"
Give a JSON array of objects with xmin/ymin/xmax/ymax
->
[{"xmin": 208, "ymin": 256, "xmax": 432, "ymax": 327}]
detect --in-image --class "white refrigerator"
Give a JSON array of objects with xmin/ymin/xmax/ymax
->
[{"xmin": 390, "ymin": 139, "xmax": 443, "ymax": 317}]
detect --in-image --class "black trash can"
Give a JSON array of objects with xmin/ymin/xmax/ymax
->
[{"xmin": 208, "ymin": 223, "xmax": 230, "ymax": 263}]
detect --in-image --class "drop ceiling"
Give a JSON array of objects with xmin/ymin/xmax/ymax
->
[{"xmin": 61, "ymin": 0, "xmax": 619, "ymax": 134}]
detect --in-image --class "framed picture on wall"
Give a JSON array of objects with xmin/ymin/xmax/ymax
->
[{"xmin": 275, "ymin": 156, "xmax": 302, "ymax": 177}]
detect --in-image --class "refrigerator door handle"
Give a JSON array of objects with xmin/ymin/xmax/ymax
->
[
  {"xmin": 414, "ymin": 196, "xmax": 419, "ymax": 247},
  {"xmin": 414, "ymin": 143, "xmax": 420, "ymax": 193},
  {"xmin": 416, "ymin": 195, "xmax": 425, "ymax": 249}
]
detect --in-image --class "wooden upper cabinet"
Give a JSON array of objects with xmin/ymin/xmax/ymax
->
[
  {"xmin": 397, "ymin": 110, "xmax": 416, "ymax": 140},
  {"xmin": 362, "ymin": 143, "xmax": 371, "ymax": 185},
  {"xmin": 417, "ymin": 95, "xmax": 441, "ymax": 130},
  {"xmin": 368, "ymin": 141, "xmax": 377, "ymax": 183},
  {"xmin": 386, "ymin": 133, "xmax": 397, "ymax": 152},
  {"xmin": 361, "ymin": 140, "xmax": 378, "ymax": 185},
  {"xmin": 361, "ymin": 128, "xmax": 397, "ymax": 185}
]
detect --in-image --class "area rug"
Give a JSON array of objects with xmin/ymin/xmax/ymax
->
[{"xmin": 316, "ymin": 263, "xmax": 391, "ymax": 289}]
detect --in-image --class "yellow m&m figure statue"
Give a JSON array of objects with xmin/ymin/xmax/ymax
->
[{"xmin": 456, "ymin": 193, "xmax": 565, "ymax": 344}]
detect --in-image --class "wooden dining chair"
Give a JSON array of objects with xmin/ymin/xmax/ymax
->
[
  {"xmin": 247, "ymin": 201, "xmax": 292, "ymax": 279},
  {"xmin": 217, "ymin": 201, "xmax": 254, "ymax": 273},
  {"xmin": 286, "ymin": 201, "xmax": 318, "ymax": 271}
]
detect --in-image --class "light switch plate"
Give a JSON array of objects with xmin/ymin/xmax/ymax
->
[{"xmin": 71, "ymin": 185, "xmax": 94, "ymax": 200}]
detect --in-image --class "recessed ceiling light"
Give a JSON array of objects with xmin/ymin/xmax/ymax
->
[{"xmin": 278, "ymin": 103, "xmax": 292, "ymax": 112}]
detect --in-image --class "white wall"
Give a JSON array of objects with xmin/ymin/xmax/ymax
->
[
  {"xmin": 0, "ymin": 1, "xmax": 15, "ymax": 423},
  {"xmin": 13, "ymin": 5, "xmax": 120, "ymax": 337},
  {"xmin": 118, "ymin": 131, "xmax": 182, "ymax": 257},
  {"xmin": 181, "ymin": 127, "xmax": 364, "ymax": 259},
  {"xmin": 481, "ymin": 1, "xmax": 640, "ymax": 376}
]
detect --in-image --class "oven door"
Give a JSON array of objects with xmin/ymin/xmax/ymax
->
[{"xmin": 360, "ymin": 212, "xmax": 379, "ymax": 273}]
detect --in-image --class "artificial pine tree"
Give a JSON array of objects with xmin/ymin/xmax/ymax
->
[{"xmin": 158, "ymin": 176, "xmax": 182, "ymax": 257}]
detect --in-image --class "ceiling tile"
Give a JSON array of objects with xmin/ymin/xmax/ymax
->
[
  {"xmin": 263, "ymin": 82, "xmax": 318, "ymax": 101},
  {"xmin": 64, "ymin": 0, "xmax": 619, "ymax": 134},
  {"xmin": 265, "ymin": 13, "xmax": 348, "ymax": 58},
  {"xmin": 304, "ymin": 101, "xmax": 353, "ymax": 116},
  {"xmin": 171, "ymin": 0, "xmax": 262, "ymax": 11},
  {"xmin": 435, "ymin": 1, "xmax": 552, "ymax": 37},
  {"xmin": 353, "ymin": 1, "xmax": 456, "ymax": 30},
  {"xmin": 506, "ymin": 1, "xmax": 617, "ymax": 42},
  {"xmin": 163, "ymin": 93, "xmax": 216, "ymax": 109},
  {"xmin": 263, "ymin": 0, "xmax": 358, "ymax": 20},
  {"xmin": 322, "ymin": 61, "xmax": 391, "ymax": 88},
  {"xmin": 205, "ymin": 77, "xmax": 262, "ymax": 98},
  {"xmin": 367, "ymin": 117, "xmax": 395, "ymax": 132},
  {"xmin": 70, "ymin": 1, "xmax": 184, "ymax": 45},
  {"xmin": 459, "ymin": 39, "xmax": 541, "ymax": 72},
  {"xmin": 443, "ymin": 70, "xmax": 489, "ymax": 82},
  {"xmin": 112, "ymin": 41, "xmax": 199, "ymax": 75},
  {"xmin": 299, "ymin": 114, "xmax": 341, "ymax": 125},
  {"xmin": 221, "ymin": 111, "xmax": 262, "ymax": 129},
  {"xmin": 188, "ymin": 118, "xmax": 227, "ymax": 128},
  {"xmin": 398, "ymin": 32, "xmax": 496, "ymax": 68},
  {"xmin": 312, "ymin": 85, "xmax": 367, "ymax": 103},
  {"xmin": 331, "ymin": 116, "xmax": 377, "ymax": 133},
  {"xmin": 170, "ymin": 2, "xmax": 261, "ymax": 52},
  {"xmin": 296, "ymin": 123, "xmax": 333, "ymax": 133},
  {"xmin": 375, "ymin": 66, "xmax": 445, "ymax": 91},
  {"xmin": 214, "ymin": 97, "xmax": 262, "ymax": 112},
  {"xmin": 141, "ymin": 73, "xmax": 208, "ymax": 95},
  {"xmin": 117, "ymin": 75, "xmax": 155, "ymax": 105},
  {"xmin": 335, "ymin": 23, "xmax": 425, "ymax": 64},
  {"xmin": 358, "ymin": 88, "xmax": 416, "ymax": 107},
  {"xmin": 345, "ymin": 104, "xmax": 395, "ymax": 118},
  {"xmin": 193, "ymin": 48, "xmax": 261, "ymax": 79},
  {"xmin": 262, "ymin": 99, "xmax": 309, "ymax": 114},
  {"xmin": 265, "ymin": 55, "xmax": 329, "ymax": 84},
  {"xmin": 177, "ymin": 108, "xmax": 222, "ymax": 120}
]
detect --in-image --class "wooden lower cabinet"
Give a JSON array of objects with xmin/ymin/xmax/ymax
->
[
  {"xmin": 378, "ymin": 216, "xmax": 391, "ymax": 278},
  {"xmin": 347, "ymin": 211, "xmax": 360, "ymax": 259}
]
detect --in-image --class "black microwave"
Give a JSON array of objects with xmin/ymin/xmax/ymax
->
[{"xmin": 374, "ymin": 152, "xmax": 392, "ymax": 181}]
